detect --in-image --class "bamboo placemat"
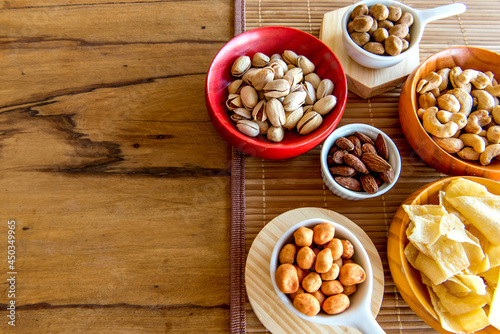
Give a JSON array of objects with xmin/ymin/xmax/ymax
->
[{"xmin": 239, "ymin": 1, "xmax": 500, "ymax": 333}]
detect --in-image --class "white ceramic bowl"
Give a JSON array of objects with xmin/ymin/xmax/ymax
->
[
  {"xmin": 269, "ymin": 218, "xmax": 384, "ymax": 333},
  {"xmin": 341, "ymin": 0, "xmax": 466, "ymax": 69},
  {"xmin": 321, "ymin": 123, "xmax": 401, "ymax": 200}
]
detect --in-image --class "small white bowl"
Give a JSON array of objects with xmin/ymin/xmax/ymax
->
[
  {"xmin": 321, "ymin": 123, "xmax": 401, "ymax": 200},
  {"xmin": 342, "ymin": 0, "xmax": 466, "ymax": 69},
  {"xmin": 269, "ymin": 218, "xmax": 384, "ymax": 333}
]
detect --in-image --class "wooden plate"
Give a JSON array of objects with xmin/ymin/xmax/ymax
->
[
  {"xmin": 387, "ymin": 176, "xmax": 500, "ymax": 334},
  {"xmin": 245, "ymin": 207, "xmax": 384, "ymax": 333}
]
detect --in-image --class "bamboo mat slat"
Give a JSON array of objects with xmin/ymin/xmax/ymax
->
[{"xmin": 241, "ymin": 0, "xmax": 500, "ymax": 333}]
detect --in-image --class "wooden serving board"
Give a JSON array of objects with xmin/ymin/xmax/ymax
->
[
  {"xmin": 245, "ymin": 207, "xmax": 384, "ymax": 334},
  {"xmin": 319, "ymin": 6, "xmax": 420, "ymax": 99}
]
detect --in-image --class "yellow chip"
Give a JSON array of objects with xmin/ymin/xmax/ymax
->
[
  {"xmin": 414, "ymin": 251, "xmax": 449, "ymax": 285},
  {"xmin": 444, "ymin": 178, "xmax": 492, "ymax": 200},
  {"xmin": 457, "ymin": 307, "xmax": 490, "ymax": 333},
  {"xmin": 443, "ymin": 276, "xmax": 471, "ymax": 297},
  {"xmin": 426, "ymin": 236, "xmax": 470, "ymax": 280},
  {"xmin": 457, "ymin": 274, "xmax": 487, "ymax": 295},
  {"xmin": 448, "ymin": 196, "xmax": 500, "ymax": 246},
  {"xmin": 488, "ymin": 269, "xmax": 500, "ymax": 330},
  {"xmin": 486, "ymin": 243, "xmax": 500, "ymax": 268}
]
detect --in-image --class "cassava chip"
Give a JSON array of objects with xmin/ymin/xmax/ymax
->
[
  {"xmin": 444, "ymin": 178, "xmax": 492, "ymax": 200},
  {"xmin": 448, "ymin": 196, "xmax": 500, "ymax": 246},
  {"xmin": 488, "ymin": 269, "xmax": 500, "ymax": 330}
]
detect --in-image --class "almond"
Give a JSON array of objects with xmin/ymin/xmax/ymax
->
[
  {"xmin": 332, "ymin": 149, "xmax": 348, "ymax": 164},
  {"xmin": 361, "ymin": 143, "xmax": 377, "ymax": 155},
  {"xmin": 361, "ymin": 153, "xmax": 392, "ymax": 172},
  {"xmin": 375, "ymin": 133, "xmax": 389, "ymax": 160},
  {"xmin": 335, "ymin": 137, "xmax": 354, "ymax": 151},
  {"xmin": 352, "ymin": 146, "xmax": 363, "ymax": 158},
  {"xmin": 328, "ymin": 145, "xmax": 339, "ymax": 155},
  {"xmin": 344, "ymin": 154, "xmax": 369, "ymax": 174},
  {"xmin": 329, "ymin": 166, "xmax": 356, "ymax": 177},
  {"xmin": 360, "ymin": 174, "xmax": 378, "ymax": 194},
  {"xmin": 379, "ymin": 169, "xmax": 395, "ymax": 183},
  {"xmin": 347, "ymin": 135, "xmax": 361, "ymax": 149},
  {"xmin": 335, "ymin": 177, "xmax": 361, "ymax": 191},
  {"xmin": 354, "ymin": 131, "xmax": 375, "ymax": 145}
]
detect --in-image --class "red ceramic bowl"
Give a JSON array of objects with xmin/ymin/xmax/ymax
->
[
  {"xmin": 399, "ymin": 47, "xmax": 500, "ymax": 180},
  {"xmin": 205, "ymin": 26, "xmax": 348, "ymax": 159}
]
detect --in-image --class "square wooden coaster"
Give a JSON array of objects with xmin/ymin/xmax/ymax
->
[{"xmin": 320, "ymin": 6, "xmax": 420, "ymax": 99}]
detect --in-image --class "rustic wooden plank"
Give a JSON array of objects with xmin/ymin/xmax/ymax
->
[{"xmin": 0, "ymin": 0, "xmax": 234, "ymax": 332}]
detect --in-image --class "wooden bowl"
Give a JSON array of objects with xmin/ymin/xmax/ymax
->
[
  {"xmin": 387, "ymin": 176, "xmax": 500, "ymax": 334},
  {"xmin": 205, "ymin": 26, "xmax": 348, "ymax": 160},
  {"xmin": 399, "ymin": 47, "xmax": 500, "ymax": 180}
]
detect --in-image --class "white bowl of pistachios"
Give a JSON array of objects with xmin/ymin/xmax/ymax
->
[{"xmin": 206, "ymin": 26, "xmax": 348, "ymax": 159}]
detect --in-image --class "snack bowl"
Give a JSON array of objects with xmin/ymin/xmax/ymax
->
[
  {"xmin": 387, "ymin": 176, "xmax": 500, "ymax": 333},
  {"xmin": 205, "ymin": 26, "xmax": 348, "ymax": 160},
  {"xmin": 270, "ymin": 218, "xmax": 385, "ymax": 333},
  {"xmin": 399, "ymin": 47, "xmax": 500, "ymax": 180},
  {"xmin": 320, "ymin": 123, "xmax": 401, "ymax": 200},
  {"xmin": 341, "ymin": 0, "xmax": 466, "ymax": 69}
]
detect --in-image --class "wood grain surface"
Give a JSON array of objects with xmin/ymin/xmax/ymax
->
[{"xmin": 0, "ymin": 1, "xmax": 234, "ymax": 333}]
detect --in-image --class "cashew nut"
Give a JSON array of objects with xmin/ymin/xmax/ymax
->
[
  {"xmin": 492, "ymin": 105, "xmax": 500, "ymax": 124},
  {"xmin": 456, "ymin": 69, "xmax": 492, "ymax": 89},
  {"xmin": 464, "ymin": 110, "xmax": 492, "ymax": 134},
  {"xmin": 437, "ymin": 93, "xmax": 460, "ymax": 113},
  {"xmin": 471, "ymin": 90, "xmax": 496, "ymax": 112},
  {"xmin": 432, "ymin": 136, "xmax": 464, "ymax": 154},
  {"xmin": 450, "ymin": 67, "xmax": 472, "ymax": 93},
  {"xmin": 479, "ymin": 144, "xmax": 500, "ymax": 165},
  {"xmin": 459, "ymin": 133, "xmax": 487, "ymax": 153},
  {"xmin": 418, "ymin": 92, "xmax": 436, "ymax": 110},
  {"xmin": 487, "ymin": 126, "xmax": 500, "ymax": 144},
  {"xmin": 422, "ymin": 107, "xmax": 459, "ymax": 138},
  {"xmin": 457, "ymin": 147, "xmax": 480, "ymax": 161},
  {"xmin": 450, "ymin": 88, "xmax": 473, "ymax": 116},
  {"xmin": 437, "ymin": 68, "xmax": 451, "ymax": 92},
  {"xmin": 417, "ymin": 72, "xmax": 442, "ymax": 94},
  {"xmin": 436, "ymin": 110, "xmax": 467, "ymax": 129}
]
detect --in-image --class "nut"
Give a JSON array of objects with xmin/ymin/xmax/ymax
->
[
  {"xmin": 344, "ymin": 153, "xmax": 369, "ymax": 174},
  {"xmin": 360, "ymin": 174, "xmax": 378, "ymax": 194},
  {"xmin": 335, "ymin": 177, "xmax": 361, "ymax": 191},
  {"xmin": 336, "ymin": 137, "xmax": 355, "ymax": 151},
  {"xmin": 361, "ymin": 152, "xmax": 392, "ymax": 172},
  {"xmin": 375, "ymin": 133, "xmax": 389, "ymax": 159}
]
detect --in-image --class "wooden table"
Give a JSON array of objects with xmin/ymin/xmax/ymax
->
[{"xmin": 0, "ymin": 1, "xmax": 233, "ymax": 332}]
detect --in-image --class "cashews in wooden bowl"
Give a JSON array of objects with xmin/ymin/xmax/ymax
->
[{"xmin": 399, "ymin": 47, "xmax": 500, "ymax": 180}]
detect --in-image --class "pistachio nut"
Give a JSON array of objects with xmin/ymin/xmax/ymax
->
[
  {"xmin": 230, "ymin": 108, "xmax": 252, "ymax": 122},
  {"xmin": 284, "ymin": 107, "xmax": 304, "ymax": 130},
  {"xmin": 227, "ymin": 79, "xmax": 244, "ymax": 95},
  {"xmin": 231, "ymin": 56, "xmax": 251, "ymax": 77},
  {"xmin": 305, "ymin": 72, "xmax": 321, "ymax": 89},
  {"xmin": 297, "ymin": 55, "xmax": 315, "ymax": 75},
  {"xmin": 269, "ymin": 58, "xmax": 288, "ymax": 75},
  {"xmin": 282, "ymin": 50, "xmax": 298, "ymax": 66},
  {"xmin": 267, "ymin": 126, "xmax": 285, "ymax": 143},
  {"xmin": 266, "ymin": 98, "xmax": 286, "ymax": 127},
  {"xmin": 263, "ymin": 79, "xmax": 291, "ymax": 99},
  {"xmin": 313, "ymin": 95, "xmax": 337, "ymax": 115},
  {"xmin": 236, "ymin": 119, "xmax": 260, "ymax": 137},
  {"xmin": 290, "ymin": 84, "xmax": 306, "ymax": 94},
  {"xmin": 284, "ymin": 67, "xmax": 303, "ymax": 87},
  {"xmin": 240, "ymin": 85, "xmax": 259, "ymax": 110},
  {"xmin": 287, "ymin": 64, "xmax": 296, "ymax": 71},
  {"xmin": 296, "ymin": 111, "xmax": 323, "ymax": 135},
  {"xmin": 242, "ymin": 67, "xmax": 259, "ymax": 85},
  {"xmin": 226, "ymin": 93, "xmax": 242, "ymax": 111},
  {"xmin": 251, "ymin": 52, "xmax": 270, "ymax": 68},
  {"xmin": 317, "ymin": 79, "xmax": 334, "ymax": 99},
  {"xmin": 255, "ymin": 119, "xmax": 270, "ymax": 134},
  {"xmin": 283, "ymin": 91, "xmax": 307, "ymax": 112},
  {"xmin": 270, "ymin": 53, "xmax": 282, "ymax": 61},
  {"xmin": 303, "ymin": 81, "xmax": 317, "ymax": 105},
  {"xmin": 270, "ymin": 62, "xmax": 285, "ymax": 80},
  {"xmin": 252, "ymin": 67, "xmax": 275, "ymax": 91},
  {"xmin": 303, "ymin": 104, "xmax": 314, "ymax": 113},
  {"xmin": 252, "ymin": 100, "xmax": 267, "ymax": 122}
]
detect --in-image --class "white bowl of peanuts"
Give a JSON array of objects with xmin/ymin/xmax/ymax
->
[{"xmin": 270, "ymin": 218, "xmax": 384, "ymax": 333}]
